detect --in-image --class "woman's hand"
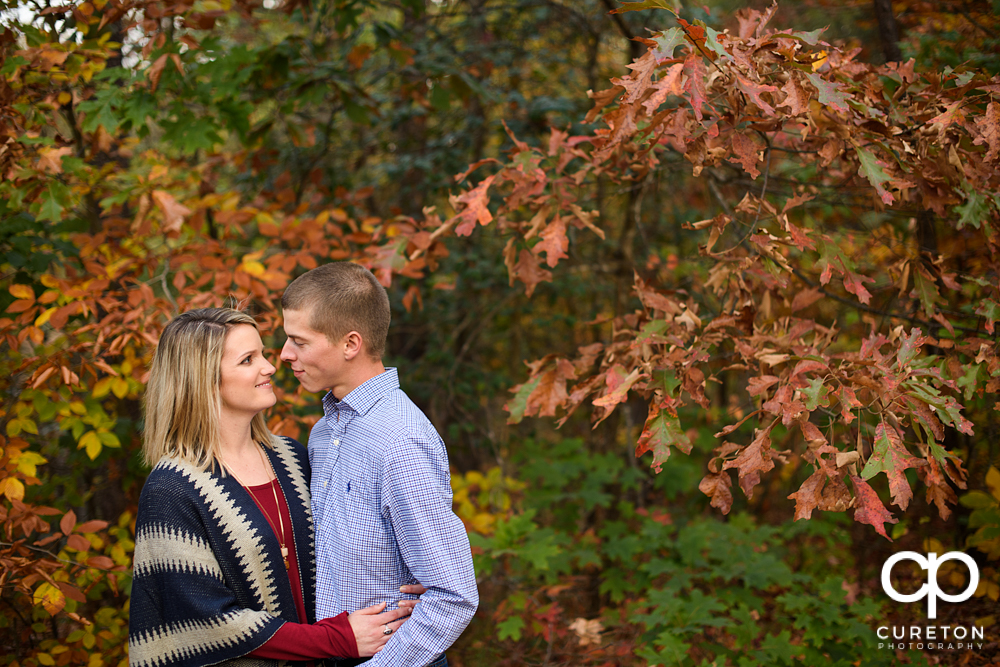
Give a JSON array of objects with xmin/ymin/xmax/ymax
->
[
  {"xmin": 347, "ymin": 585, "xmax": 428, "ymax": 656},
  {"xmin": 347, "ymin": 601, "xmax": 413, "ymax": 656}
]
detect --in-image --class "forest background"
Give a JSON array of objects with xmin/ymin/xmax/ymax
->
[{"xmin": 2, "ymin": 0, "xmax": 1000, "ymax": 665}]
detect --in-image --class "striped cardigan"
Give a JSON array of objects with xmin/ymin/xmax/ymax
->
[{"xmin": 129, "ymin": 437, "xmax": 315, "ymax": 667}]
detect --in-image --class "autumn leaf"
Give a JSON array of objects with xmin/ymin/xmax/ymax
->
[
  {"xmin": 682, "ymin": 53, "xmax": 708, "ymax": 121},
  {"xmin": 729, "ymin": 132, "xmax": 763, "ymax": 178},
  {"xmin": 652, "ymin": 27, "xmax": 686, "ymax": 60},
  {"xmin": 972, "ymin": 101, "xmax": 1000, "ymax": 163},
  {"xmin": 735, "ymin": 75, "xmax": 778, "ymax": 116},
  {"xmin": 853, "ymin": 144, "xmax": 895, "ymax": 205},
  {"xmin": 804, "ymin": 72, "xmax": 850, "ymax": 113},
  {"xmin": 698, "ymin": 472, "xmax": 734, "ymax": 513},
  {"xmin": 505, "ymin": 376, "xmax": 541, "ymax": 425},
  {"xmin": 449, "ymin": 174, "xmax": 496, "ymax": 236},
  {"xmin": 850, "ymin": 474, "xmax": 897, "ymax": 540},
  {"xmin": 611, "ymin": 50, "xmax": 658, "ymax": 104},
  {"xmin": 510, "ymin": 249, "xmax": 553, "ymax": 297},
  {"xmin": 860, "ymin": 421, "xmax": 926, "ymax": 511},
  {"xmin": 635, "ymin": 397, "xmax": 692, "ymax": 473},
  {"xmin": 779, "ymin": 76, "xmax": 811, "ymax": 115},
  {"xmin": 525, "ymin": 359, "xmax": 577, "ymax": 418},
  {"xmin": 36, "ymin": 146, "xmax": 73, "ymax": 174},
  {"xmin": 723, "ymin": 421, "xmax": 776, "ymax": 499},
  {"xmin": 32, "ymin": 583, "xmax": 66, "ymax": 616},
  {"xmin": 147, "ymin": 54, "xmax": 169, "ymax": 92},
  {"xmin": 609, "ymin": 0, "xmax": 680, "ymax": 14},
  {"xmin": 151, "ymin": 190, "xmax": 192, "ymax": 233},
  {"xmin": 788, "ymin": 468, "xmax": 826, "ymax": 520},
  {"xmin": 534, "ymin": 216, "xmax": 569, "ymax": 268},
  {"xmin": 593, "ymin": 365, "xmax": 642, "ymax": 412}
]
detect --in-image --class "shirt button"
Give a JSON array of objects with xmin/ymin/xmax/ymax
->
[
  {"xmin": 333, "ymin": 439, "xmax": 340, "ymax": 446},
  {"xmin": 323, "ymin": 481, "xmax": 328, "ymax": 487}
]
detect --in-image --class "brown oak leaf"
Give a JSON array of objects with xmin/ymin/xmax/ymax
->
[
  {"xmin": 151, "ymin": 190, "xmax": 192, "ymax": 234},
  {"xmin": 723, "ymin": 422, "xmax": 776, "ymax": 499},
  {"xmin": 699, "ymin": 472, "xmax": 734, "ymax": 514}
]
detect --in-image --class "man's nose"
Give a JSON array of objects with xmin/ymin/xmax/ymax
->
[{"xmin": 279, "ymin": 341, "xmax": 294, "ymax": 361}]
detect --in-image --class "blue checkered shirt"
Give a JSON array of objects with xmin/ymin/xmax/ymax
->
[{"xmin": 308, "ymin": 368, "xmax": 478, "ymax": 667}]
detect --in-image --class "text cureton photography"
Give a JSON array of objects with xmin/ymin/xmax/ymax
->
[{"xmin": 877, "ymin": 550, "xmax": 988, "ymax": 652}]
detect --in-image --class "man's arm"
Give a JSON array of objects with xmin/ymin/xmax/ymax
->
[{"xmin": 367, "ymin": 433, "xmax": 478, "ymax": 667}]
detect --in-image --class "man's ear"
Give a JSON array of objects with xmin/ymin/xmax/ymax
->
[{"xmin": 343, "ymin": 331, "xmax": 364, "ymax": 361}]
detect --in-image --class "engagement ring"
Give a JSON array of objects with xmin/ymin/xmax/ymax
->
[{"xmin": 383, "ymin": 624, "xmax": 393, "ymax": 636}]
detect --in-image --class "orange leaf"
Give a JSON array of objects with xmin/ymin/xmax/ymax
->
[
  {"xmin": 850, "ymin": 474, "xmax": 897, "ymax": 540},
  {"xmin": 151, "ymin": 190, "xmax": 192, "ymax": 233},
  {"xmin": 36, "ymin": 146, "xmax": 73, "ymax": 174},
  {"xmin": 147, "ymin": 54, "xmax": 169, "ymax": 91},
  {"xmin": 60, "ymin": 509, "xmax": 77, "ymax": 536}
]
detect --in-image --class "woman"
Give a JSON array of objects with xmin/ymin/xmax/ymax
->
[{"xmin": 129, "ymin": 308, "xmax": 419, "ymax": 667}]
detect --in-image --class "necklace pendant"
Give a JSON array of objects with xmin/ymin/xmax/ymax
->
[{"xmin": 281, "ymin": 546, "xmax": 289, "ymax": 569}]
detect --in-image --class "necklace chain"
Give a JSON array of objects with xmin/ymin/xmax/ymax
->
[{"xmin": 227, "ymin": 443, "xmax": 291, "ymax": 570}]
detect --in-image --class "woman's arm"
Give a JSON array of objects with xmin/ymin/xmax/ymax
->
[{"xmin": 249, "ymin": 588, "xmax": 423, "ymax": 660}]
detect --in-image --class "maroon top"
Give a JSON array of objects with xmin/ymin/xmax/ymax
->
[{"xmin": 244, "ymin": 479, "xmax": 359, "ymax": 661}]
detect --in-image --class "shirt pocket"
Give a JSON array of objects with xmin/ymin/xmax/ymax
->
[{"xmin": 341, "ymin": 478, "xmax": 394, "ymax": 553}]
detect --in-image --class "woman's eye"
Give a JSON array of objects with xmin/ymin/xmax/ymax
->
[{"xmin": 242, "ymin": 355, "xmax": 253, "ymax": 364}]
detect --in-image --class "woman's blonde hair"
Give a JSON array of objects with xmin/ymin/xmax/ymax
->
[{"xmin": 143, "ymin": 308, "xmax": 274, "ymax": 470}]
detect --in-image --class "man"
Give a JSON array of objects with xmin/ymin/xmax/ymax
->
[{"xmin": 279, "ymin": 262, "xmax": 478, "ymax": 667}]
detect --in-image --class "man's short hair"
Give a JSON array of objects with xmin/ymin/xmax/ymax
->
[{"xmin": 281, "ymin": 262, "xmax": 390, "ymax": 360}]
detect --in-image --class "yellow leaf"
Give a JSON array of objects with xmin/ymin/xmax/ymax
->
[
  {"xmin": 987, "ymin": 466, "xmax": 1000, "ymax": 503},
  {"xmin": 111, "ymin": 377, "xmax": 129, "ymax": 399},
  {"xmin": 57, "ymin": 91, "xmax": 72, "ymax": 105},
  {"xmin": 0, "ymin": 477, "xmax": 25, "ymax": 501},
  {"xmin": 242, "ymin": 261, "xmax": 265, "ymax": 277},
  {"xmin": 471, "ymin": 513, "xmax": 495, "ymax": 534},
  {"xmin": 33, "ymin": 582, "xmax": 65, "ymax": 615},
  {"xmin": 79, "ymin": 431, "xmax": 102, "ymax": 460},
  {"xmin": 5, "ymin": 418, "xmax": 21, "ymax": 437},
  {"xmin": 35, "ymin": 306, "xmax": 57, "ymax": 327},
  {"xmin": 15, "ymin": 451, "xmax": 47, "ymax": 477},
  {"xmin": 40, "ymin": 274, "xmax": 59, "ymax": 288},
  {"xmin": 36, "ymin": 653, "xmax": 56, "ymax": 666},
  {"xmin": 9, "ymin": 284, "xmax": 33, "ymax": 300},
  {"xmin": 92, "ymin": 378, "xmax": 113, "ymax": 399}
]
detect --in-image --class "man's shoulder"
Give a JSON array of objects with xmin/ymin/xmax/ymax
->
[{"xmin": 367, "ymin": 387, "xmax": 439, "ymax": 437}]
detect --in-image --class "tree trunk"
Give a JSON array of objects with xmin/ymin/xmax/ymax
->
[{"xmin": 872, "ymin": 0, "xmax": 903, "ymax": 63}]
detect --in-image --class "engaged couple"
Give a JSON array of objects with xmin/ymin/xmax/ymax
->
[{"xmin": 128, "ymin": 262, "xmax": 479, "ymax": 667}]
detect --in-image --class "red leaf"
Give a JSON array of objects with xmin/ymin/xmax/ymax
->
[
  {"xmin": 593, "ymin": 365, "xmax": 643, "ymax": 414},
  {"xmin": 735, "ymin": 75, "xmax": 778, "ymax": 115},
  {"xmin": 861, "ymin": 421, "xmax": 926, "ymax": 511},
  {"xmin": 610, "ymin": 50, "xmax": 658, "ymax": 104},
  {"xmin": 850, "ymin": 474, "xmax": 897, "ymax": 540},
  {"xmin": 449, "ymin": 174, "xmax": 496, "ymax": 237},
  {"xmin": 729, "ymin": 132, "xmax": 762, "ymax": 179},
  {"xmin": 683, "ymin": 54, "xmax": 708, "ymax": 121},
  {"xmin": 747, "ymin": 375, "xmax": 779, "ymax": 397},
  {"xmin": 525, "ymin": 359, "xmax": 577, "ymax": 418},
  {"xmin": 642, "ymin": 63, "xmax": 685, "ymax": 116}
]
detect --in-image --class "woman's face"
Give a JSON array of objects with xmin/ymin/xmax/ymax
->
[{"xmin": 219, "ymin": 324, "xmax": 276, "ymax": 421}]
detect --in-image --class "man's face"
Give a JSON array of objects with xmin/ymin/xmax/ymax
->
[{"xmin": 280, "ymin": 308, "xmax": 345, "ymax": 394}]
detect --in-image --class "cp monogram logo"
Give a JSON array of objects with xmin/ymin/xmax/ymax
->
[{"xmin": 881, "ymin": 551, "xmax": 980, "ymax": 619}]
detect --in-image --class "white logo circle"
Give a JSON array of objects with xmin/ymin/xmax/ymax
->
[{"xmin": 881, "ymin": 551, "xmax": 980, "ymax": 619}]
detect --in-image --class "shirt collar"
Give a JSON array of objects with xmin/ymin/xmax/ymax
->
[{"xmin": 322, "ymin": 368, "xmax": 399, "ymax": 418}]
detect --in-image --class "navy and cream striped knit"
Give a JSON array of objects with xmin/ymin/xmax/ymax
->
[{"xmin": 129, "ymin": 436, "xmax": 315, "ymax": 667}]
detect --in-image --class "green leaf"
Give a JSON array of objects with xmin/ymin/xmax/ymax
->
[
  {"xmin": 954, "ymin": 187, "xmax": 988, "ymax": 230},
  {"xmin": 609, "ymin": 0, "xmax": 680, "ymax": 14},
  {"xmin": 636, "ymin": 402, "xmax": 692, "ymax": 473},
  {"xmin": 430, "ymin": 84, "xmax": 450, "ymax": 111},
  {"xmin": 853, "ymin": 144, "xmax": 895, "ymax": 205},
  {"xmin": 97, "ymin": 430, "xmax": 121, "ymax": 448},
  {"xmin": 975, "ymin": 299, "xmax": 1000, "ymax": 334},
  {"xmin": 802, "ymin": 377, "xmax": 830, "ymax": 411},
  {"xmin": 805, "ymin": 72, "xmax": 850, "ymax": 113},
  {"xmin": 911, "ymin": 270, "xmax": 940, "ymax": 317},
  {"xmin": 957, "ymin": 363, "xmax": 980, "ymax": 402},
  {"xmin": 653, "ymin": 27, "xmax": 686, "ymax": 60},
  {"xmin": 704, "ymin": 26, "xmax": 729, "ymax": 59},
  {"xmin": 496, "ymin": 616, "xmax": 524, "ymax": 641},
  {"xmin": 505, "ymin": 376, "xmax": 541, "ymax": 424},
  {"xmin": 77, "ymin": 89, "xmax": 122, "ymax": 134},
  {"xmin": 37, "ymin": 181, "xmax": 70, "ymax": 222},
  {"xmin": 960, "ymin": 491, "xmax": 998, "ymax": 510}
]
